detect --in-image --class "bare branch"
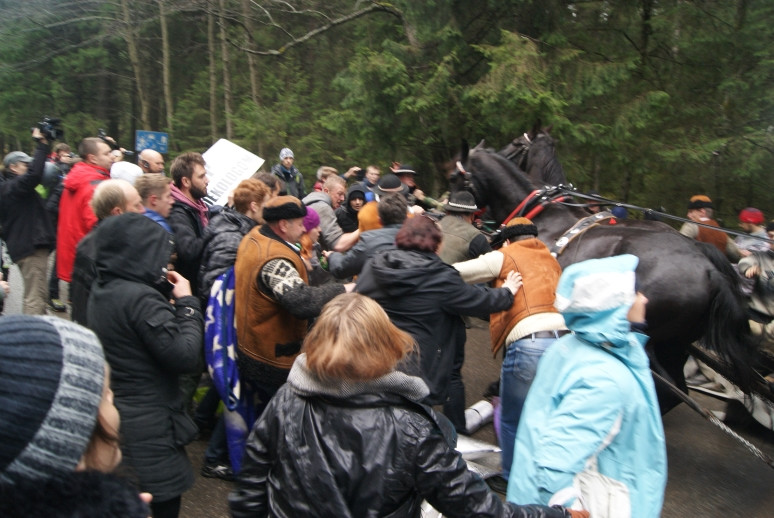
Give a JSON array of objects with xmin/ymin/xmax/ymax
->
[
  {"xmin": 743, "ymin": 136, "xmax": 774, "ymax": 156},
  {"xmin": 228, "ymin": 2, "xmax": 403, "ymax": 56}
]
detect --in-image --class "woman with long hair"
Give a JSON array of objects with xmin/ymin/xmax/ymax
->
[{"xmin": 230, "ymin": 293, "xmax": 583, "ymax": 518}]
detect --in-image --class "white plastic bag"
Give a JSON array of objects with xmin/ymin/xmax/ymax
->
[{"xmin": 548, "ymin": 413, "xmax": 631, "ymax": 518}]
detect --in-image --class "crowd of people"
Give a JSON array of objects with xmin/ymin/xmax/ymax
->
[{"xmin": 10, "ymin": 127, "xmax": 772, "ymax": 517}]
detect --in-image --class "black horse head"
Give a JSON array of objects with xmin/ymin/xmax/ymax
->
[{"xmin": 453, "ymin": 140, "xmax": 538, "ymax": 225}]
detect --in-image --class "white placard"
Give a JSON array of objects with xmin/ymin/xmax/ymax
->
[{"xmin": 201, "ymin": 138, "xmax": 265, "ymax": 207}]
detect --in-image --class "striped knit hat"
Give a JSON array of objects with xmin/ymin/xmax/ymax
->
[{"xmin": 0, "ymin": 316, "xmax": 105, "ymax": 484}]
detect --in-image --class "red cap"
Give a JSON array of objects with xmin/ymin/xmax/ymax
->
[{"xmin": 739, "ymin": 207, "xmax": 764, "ymax": 224}]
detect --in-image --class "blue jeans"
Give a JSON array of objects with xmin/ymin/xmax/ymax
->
[{"xmin": 500, "ymin": 336, "xmax": 557, "ymax": 479}]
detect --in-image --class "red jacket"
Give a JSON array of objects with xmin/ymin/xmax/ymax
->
[{"xmin": 56, "ymin": 161, "xmax": 109, "ymax": 282}]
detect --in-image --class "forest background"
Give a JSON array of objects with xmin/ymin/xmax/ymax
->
[{"xmin": 0, "ymin": 0, "xmax": 772, "ymax": 225}]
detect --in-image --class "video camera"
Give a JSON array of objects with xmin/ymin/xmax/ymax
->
[
  {"xmin": 33, "ymin": 116, "xmax": 63, "ymax": 141},
  {"xmin": 98, "ymin": 128, "xmax": 134, "ymax": 157}
]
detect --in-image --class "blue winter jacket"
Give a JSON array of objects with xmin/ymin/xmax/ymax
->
[{"xmin": 507, "ymin": 254, "xmax": 667, "ymax": 518}]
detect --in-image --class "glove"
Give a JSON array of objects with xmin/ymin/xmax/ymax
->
[{"xmin": 567, "ymin": 510, "xmax": 590, "ymax": 518}]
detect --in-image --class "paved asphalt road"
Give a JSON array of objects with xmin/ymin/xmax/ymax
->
[{"xmin": 5, "ymin": 265, "xmax": 774, "ymax": 517}]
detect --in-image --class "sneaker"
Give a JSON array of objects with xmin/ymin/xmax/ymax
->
[
  {"xmin": 48, "ymin": 298, "xmax": 67, "ymax": 312},
  {"xmin": 201, "ymin": 462, "xmax": 234, "ymax": 481}
]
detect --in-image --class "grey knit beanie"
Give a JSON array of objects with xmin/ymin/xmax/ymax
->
[{"xmin": 0, "ymin": 316, "xmax": 106, "ymax": 484}]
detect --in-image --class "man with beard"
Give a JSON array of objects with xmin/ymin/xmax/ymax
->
[
  {"xmin": 168, "ymin": 152, "xmax": 210, "ymax": 419},
  {"xmin": 168, "ymin": 152, "xmax": 210, "ymax": 298}
]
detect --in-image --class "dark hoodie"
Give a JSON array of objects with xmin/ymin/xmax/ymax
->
[
  {"xmin": 355, "ymin": 248, "xmax": 514, "ymax": 404},
  {"xmin": 86, "ymin": 213, "xmax": 203, "ymax": 502},
  {"xmin": 335, "ymin": 184, "xmax": 367, "ymax": 233}
]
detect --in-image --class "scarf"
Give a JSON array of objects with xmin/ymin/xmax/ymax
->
[{"xmin": 170, "ymin": 184, "xmax": 209, "ymax": 228}]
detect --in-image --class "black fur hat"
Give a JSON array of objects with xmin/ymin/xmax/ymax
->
[
  {"xmin": 501, "ymin": 217, "xmax": 538, "ymax": 241},
  {"xmin": 688, "ymin": 195, "xmax": 713, "ymax": 210},
  {"xmin": 262, "ymin": 196, "xmax": 307, "ymax": 222}
]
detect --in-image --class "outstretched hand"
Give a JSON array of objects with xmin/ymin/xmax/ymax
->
[{"xmin": 502, "ymin": 270, "xmax": 523, "ymax": 295}]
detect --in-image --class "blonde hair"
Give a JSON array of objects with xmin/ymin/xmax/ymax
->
[
  {"xmin": 316, "ymin": 166, "xmax": 338, "ymax": 181},
  {"xmin": 134, "ymin": 173, "xmax": 171, "ymax": 203},
  {"xmin": 304, "ymin": 293, "xmax": 415, "ymax": 381},
  {"xmin": 91, "ymin": 179, "xmax": 128, "ymax": 220}
]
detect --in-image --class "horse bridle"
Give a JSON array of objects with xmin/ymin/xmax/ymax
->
[
  {"xmin": 454, "ymin": 154, "xmax": 570, "ymax": 225},
  {"xmin": 454, "ymin": 160, "xmax": 484, "ymax": 214},
  {"xmin": 500, "ymin": 133, "xmax": 532, "ymax": 171}
]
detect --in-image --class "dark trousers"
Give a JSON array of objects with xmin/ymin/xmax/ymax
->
[
  {"xmin": 443, "ymin": 338, "xmax": 467, "ymax": 433},
  {"xmin": 151, "ymin": 495, "xmax": 181, "ymax": 518},
  {"xmin": 48, "ymin": 254, "xmax": 59, "ymax": 299}
]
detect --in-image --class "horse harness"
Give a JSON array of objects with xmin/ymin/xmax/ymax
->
[
  {"xmin": 501, "ymin": 185, "xmax": 570, "ymax": 224},
  {"xmin": 550, "ymin": 211, "xmax": 616, "ymax": 257},
  {"xmin": 499, "ymin": 132, "xmax": 532, "ymax": 171}
]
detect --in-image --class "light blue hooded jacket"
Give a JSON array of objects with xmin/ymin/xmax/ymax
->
[{"xmin": 506, "ymin": 254, "xmax": 667, "ymax": 518}]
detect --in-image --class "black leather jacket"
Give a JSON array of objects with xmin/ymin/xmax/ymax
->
[{"xmin": 229, "ymin": 355, "xmax": 569, "ymax": 518}]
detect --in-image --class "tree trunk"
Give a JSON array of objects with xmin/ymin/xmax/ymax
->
[
  {"xmin": 208, "ymin": 10, "xmax": 218, "ymax": 143},
  {"xmin": 120, "ymin": 0, "xmax": 149, "ymax": 128},
  {"xmin": 219, "ymin": 0, "xmax": 234, "ymax": 140},
  {"xmin": 241, "ymin": 0, "xmax": 260, "ymax": 106},
  {"xmin": 159, "ymin": 0, "xmax": 174, "ymax": 136},
  {"xmin": 639, "ymin": 0, "xmax": 653, "ymax": 74}
]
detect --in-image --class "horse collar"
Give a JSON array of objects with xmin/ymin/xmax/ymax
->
[{"xmin": 551, "ymin": 211, "xmax": 614, "ymax": 257}]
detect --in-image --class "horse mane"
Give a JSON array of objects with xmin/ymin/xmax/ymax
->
[{"xmin": 470, "ymin": 146, "xmax": 537, "ymax": 192}]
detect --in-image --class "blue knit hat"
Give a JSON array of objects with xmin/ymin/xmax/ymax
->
[
  {"xmin": 0, "ymin": 316, "xmax": 106, "ymax": 484},
  {"xmin": 279, "ymin": 147, "xmax": 294, "ymax": 160}
]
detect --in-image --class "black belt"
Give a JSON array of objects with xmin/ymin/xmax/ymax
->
[{"xmin": 530, "ymin": 330, "xmax": 571, "ymax": 339}]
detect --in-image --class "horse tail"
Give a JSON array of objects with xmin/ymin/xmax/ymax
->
[{"xmin": 695, "ymin": 241, "xmax": 758, "ymax": 392}]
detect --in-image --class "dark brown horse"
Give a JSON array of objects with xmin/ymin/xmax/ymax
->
[{"xmin": 451, "ymin": 137, "xmax": 760, "ymax": 412}]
